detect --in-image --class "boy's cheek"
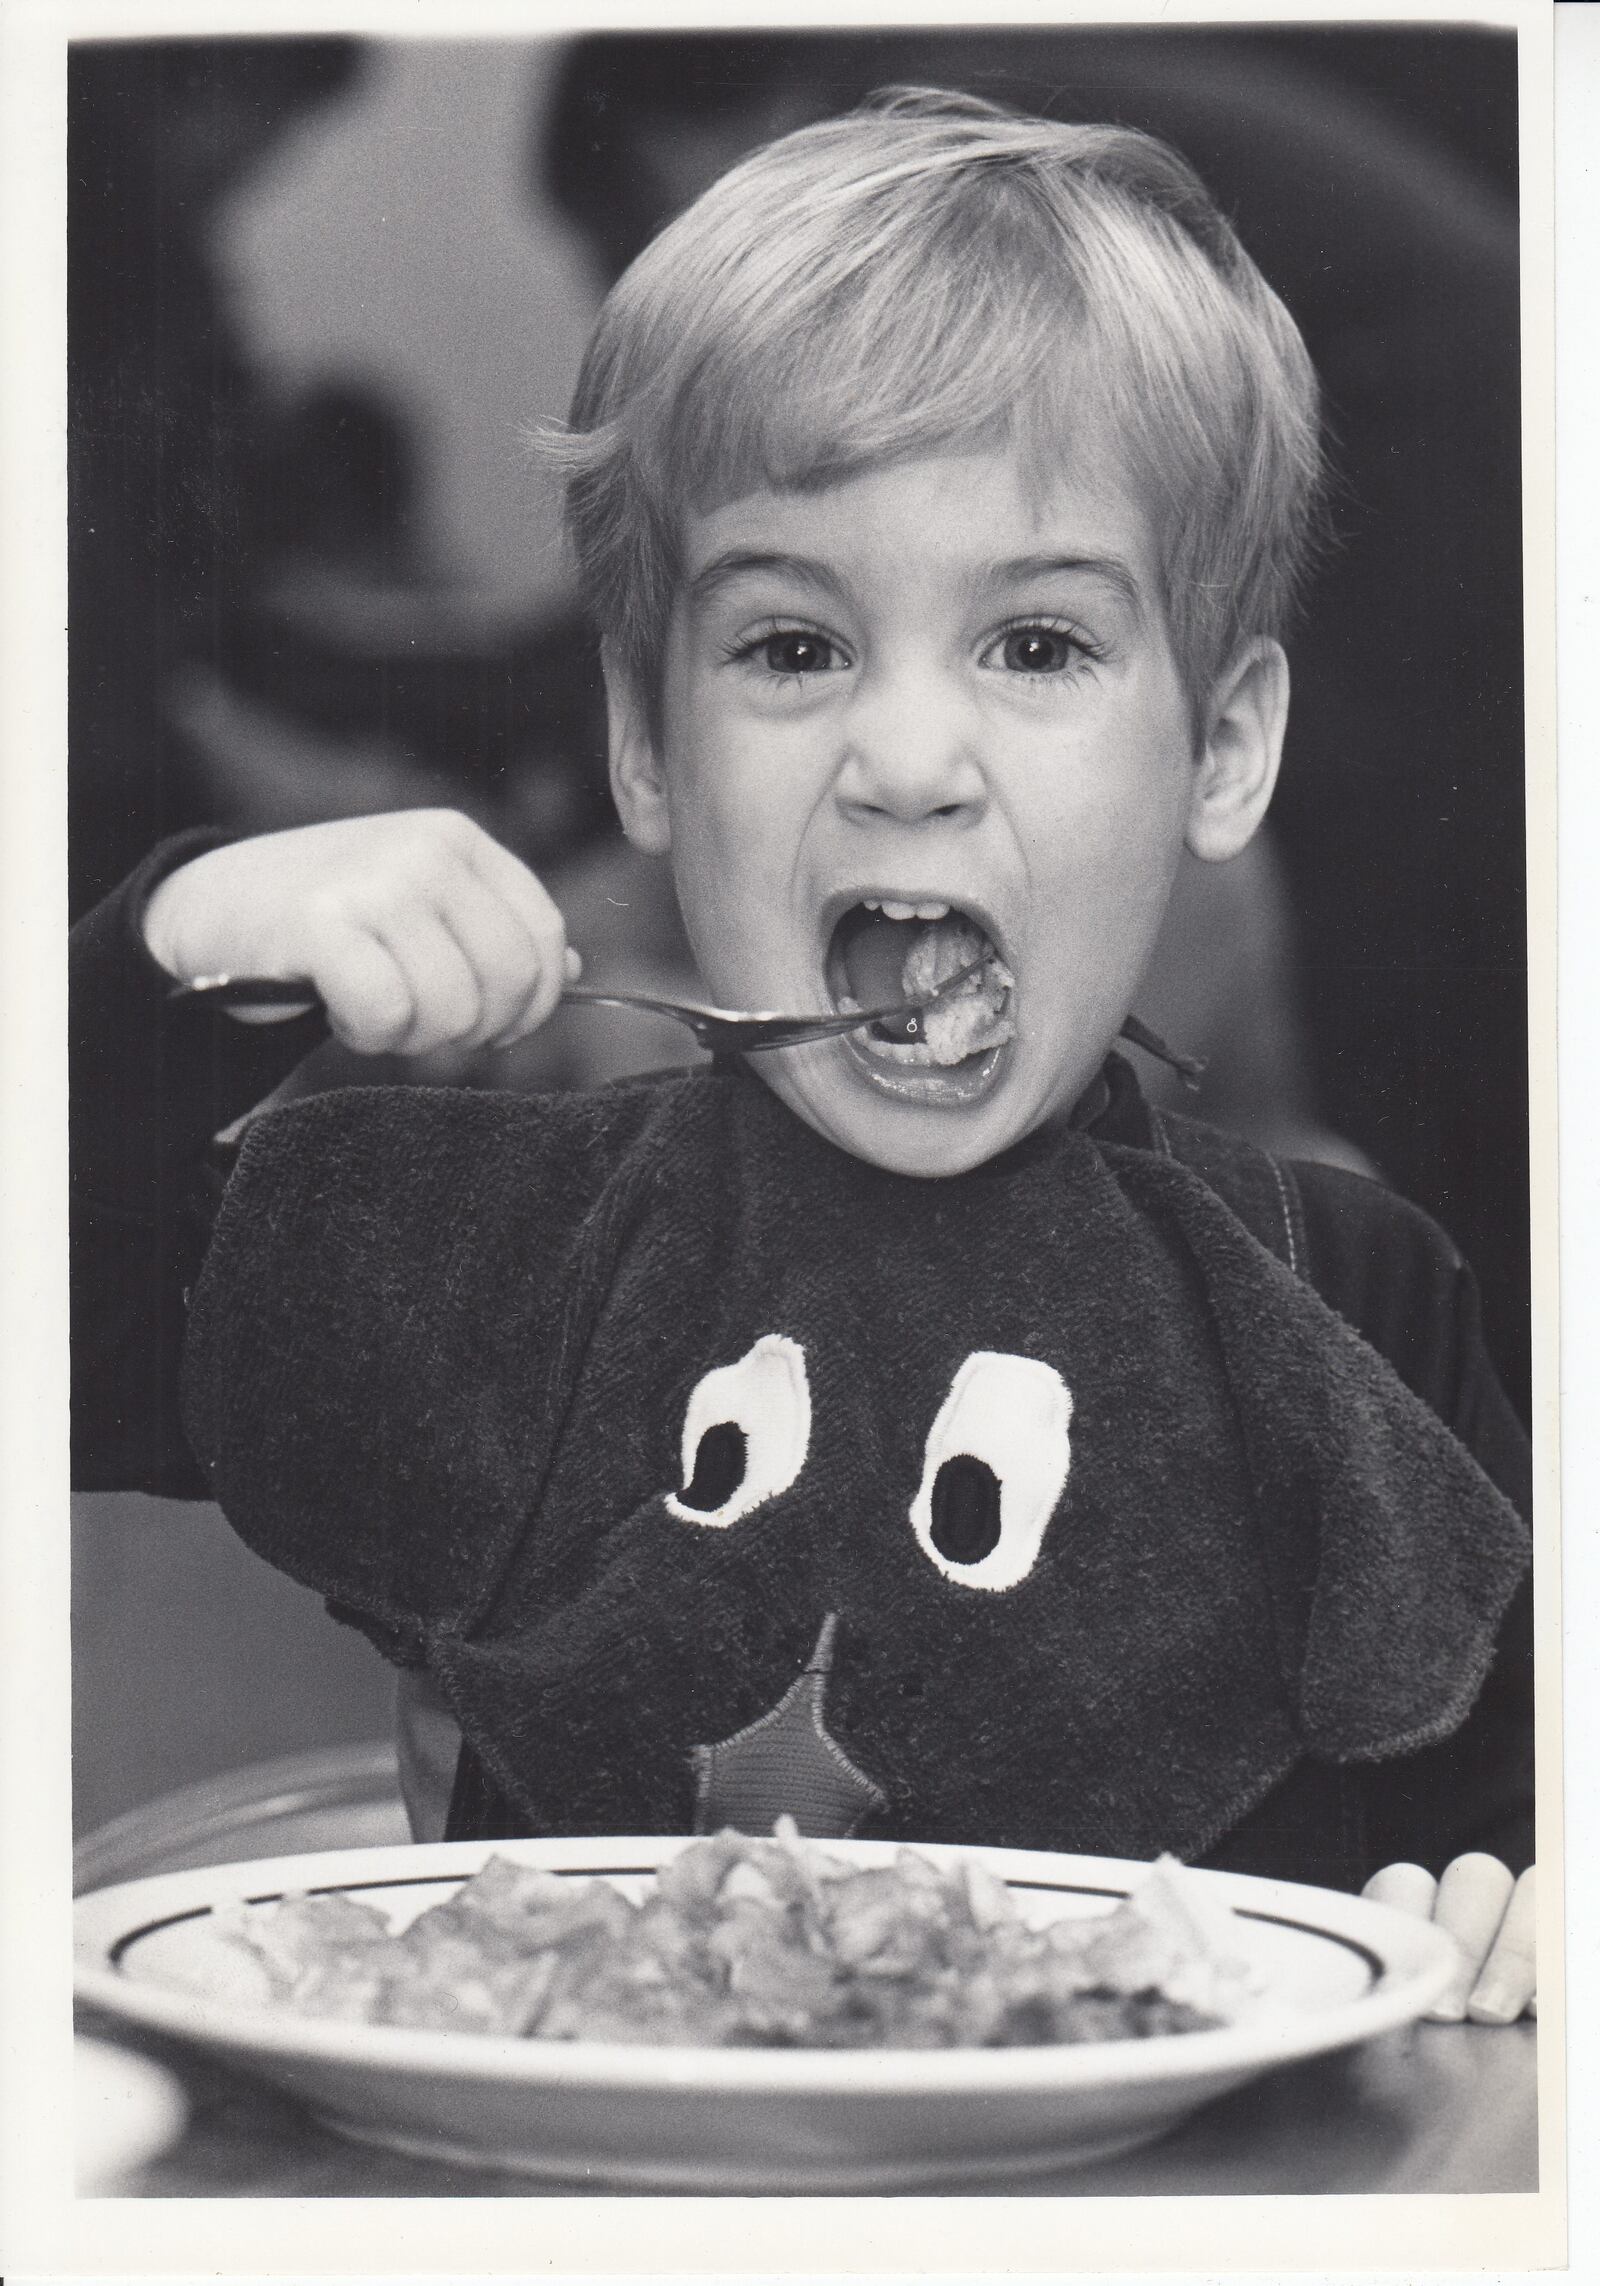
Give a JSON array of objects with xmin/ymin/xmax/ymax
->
[
  {"xmin": 668, "ymin": 807, "xmax": 819, "ymax": 997},
  {"xmin": 671, "ymin": 831, "xmax": 792, "ymax": 977}
]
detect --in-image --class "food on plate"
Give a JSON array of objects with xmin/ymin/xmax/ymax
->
[{"xmin": 148, "ymin": 1827, "xmax": 1257, "ymax": 2049}]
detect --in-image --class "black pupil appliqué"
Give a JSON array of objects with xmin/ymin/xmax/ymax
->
[
  {"xmin": 929, "ymin": 1453, "xmax": 1003, "ymax": 1565},
  {"xmin": 679, "ymin": 1421, "xmax": 748, "ymax": 1511}
]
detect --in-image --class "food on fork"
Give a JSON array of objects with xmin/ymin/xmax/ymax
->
[
  {"xmin": 155, "ymin": 1828, "xmax": 1257, "ymax": 2048},
  {"xmin": 900, "ymin": 917, "xmax": 1015, "ymax": 1063},
  {"xmin": 833, "ymin": 907, "xmax": 1016, "ymax": 1067}
]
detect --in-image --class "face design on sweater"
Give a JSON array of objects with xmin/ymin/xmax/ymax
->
[
  {"xmin": 543, "ymin": 1323, "xmax": 1096, "ymax": 1842},
  {"xmin": 493, "ymin": 1250, "xmax": 1279, "ymax": 1854},
  {"xmin": 427, "ymin": 1111, "xmax": 1428, "ymax": 1860},
  {"xmin": 667, "ymin": 1334, "xmax": 1076, "ymax": 1833},
  {"xmin": 608, "ymin": 448, "xmax": 1283, "ymax": 1177},
  {"xmin": 668, "ymin": 1334, "xmax": 1073, "ymax": 1595}
]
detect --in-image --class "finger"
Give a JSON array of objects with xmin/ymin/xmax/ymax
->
[
  {"xmin": 496, "ymin": 924, "xmax": 580, "ymax": 1039},
  {"xmin": 480, "ymin": 913, "xmax": 572, "ymax": 1049},
  {"xmin": 368, "ymin": 906, "xmax": 483, "ymax": 1055},
  {"xmin": 1362, "ymin": 1862, "xmax": 1439, "ymax": 1920},
  {"xmin": 458, "ymin": 821, "xmax": 566, "ymax": 945},
  {"xmin": 1427, "ymin": 1853, "xmax": 1516, "ymax": 2021},
  {"xmin": 457, "ymin": 831, "xmax": 573, "ymax": 1017},
  {"xmin": 424, "ymin": 876, "xmax": 552, "ymax": 1050},
  {"xmin": 310, "ymin": 930, "xmax": 417, "ymax": 1056},
  {"xmin": 1468, "ymin": 1865, "xmax": 1536, "ymax": 2025}
]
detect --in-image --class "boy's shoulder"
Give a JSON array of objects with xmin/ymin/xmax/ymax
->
[
  {"xmin": 207, "ymin": 1064, "xmax": 805, "ymax": 1309},
  {"xmin": 209, "ymin": 1069, "xmax": 703, "ymax": 1281},
  {"xmin": 239, "ymin": 1063, "xmax": 754, "ymax": 1197},
  {"xmin": 1122, "ymin": 1094, "xmax": 1468, "ymax": 1288},
  {"xmin": 1138, "ymin": 1102, "xmax": 1525, "ymax": 1505},
  {"xmin": 1281, "ymin": 1153, "xmax": 1513, "ymax": 1454},
  {"xmin": 1145, "ymin": 1095, "xmax": 1463, "ymax": 1272}
]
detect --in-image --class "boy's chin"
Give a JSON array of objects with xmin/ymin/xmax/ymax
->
[{"xmin": 756, "ymin": 1041, "xmax": 1051, "ymax": 1177}]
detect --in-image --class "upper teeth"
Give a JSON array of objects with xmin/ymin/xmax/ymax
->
[{"xmin": 864, "ymin": 897, "xmax": 950, "ymax": 922}]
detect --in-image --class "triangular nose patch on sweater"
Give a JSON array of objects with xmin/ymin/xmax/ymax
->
[{"xmin": 692, "ymin": 1613, "xmax": 887, "ymax": 1837}]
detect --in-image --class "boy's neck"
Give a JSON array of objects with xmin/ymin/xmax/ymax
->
[{"xmin": 723, "ymin": 1046, "xmax": 1151, "ymax": 1172}]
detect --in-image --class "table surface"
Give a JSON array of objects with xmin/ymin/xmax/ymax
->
[{"xmin": 77, "ymin": 2011, "xmax": 1537, "ymax": 2198}]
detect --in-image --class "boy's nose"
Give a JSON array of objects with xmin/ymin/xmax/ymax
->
[{"xmin": 834, "ymin": 687, "xmax": 987, "ymax": 825}]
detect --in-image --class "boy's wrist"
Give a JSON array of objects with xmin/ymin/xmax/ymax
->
[{"xmin": 71, "ymin": 828, "xmax": 326, "ymax": 1216}]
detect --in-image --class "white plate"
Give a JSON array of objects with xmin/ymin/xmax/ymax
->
[{"xmin": 74, "ymin": 1836, "xmax": 1457, "ymax": 2191}]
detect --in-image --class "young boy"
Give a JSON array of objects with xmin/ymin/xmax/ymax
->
[{"xmin": 72, "ymin": 92, "xmax": 1534, "ymax": 2019}]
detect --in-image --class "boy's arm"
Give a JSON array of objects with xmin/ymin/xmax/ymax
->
[
  {"xmin": 73, "ymin": 812, "xmax": 575, "ymax": 1495},
  {"xmin": 1291, "ymin": 1161, "xmax": 1535, "ymax": 2017},
  {"xmin": 1291, "ymin": 1163, "xmax": 1534, "ymax": 1847},
  {"xmin": 1291, "ymin": 1159, "xmax": 1530, "ymax": 1513},
  {"xmin": 70, "ymin": 836, "xmax": 327, "ymax": 1494}
]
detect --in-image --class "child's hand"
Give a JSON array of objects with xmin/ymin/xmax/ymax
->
[
  {"xmin": 144, "ymin": 812, "xmax": 577, "ymax": 1058},
  {"xmin": 1363, "ymin": 1856, "xmax": 1535, "ymax": 2025}
]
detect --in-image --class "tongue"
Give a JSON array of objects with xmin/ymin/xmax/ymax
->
[
  {"xmin": 840, "ymin": 912, "xmax": 926, "ymax": 1009},
  {"xmin": 841, "ymin": 911, "xmax": 999, "ymax": 1010}
]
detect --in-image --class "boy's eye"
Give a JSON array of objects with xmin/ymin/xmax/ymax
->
[
  {"xmin": 761, "ymin": 632, "xmax": 841, "ymax": 676},
  {"xmin": 992, "ymin": 625, "xmax": 1085, "ymax": 675},
  {"xmin": 738, "ymin": 628, "xmax": 846, "ymax": 677}
]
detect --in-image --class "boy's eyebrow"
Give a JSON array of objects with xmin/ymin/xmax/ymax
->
[
  {"xmin": 987, "ymin": 554, "xmax": 1148, "ymax": 619},
  {"xmin": 687, "ymin": 548, "xmax": 1149, "ymax": 619},
  {"xmin": 688, "ymin": 550, "xmax": 851, "ymax": 607}
]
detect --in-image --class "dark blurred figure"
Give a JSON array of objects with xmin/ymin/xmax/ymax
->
[
  {"xmin": 535, "ymin": 28, "xmax": 1529, "ymax": 1418},
  {"xmin": 70, "ymin": 39, "xmax": 619, "ymax": 922},
  {"xmin": 70, "ymin": 40, "xmax": 366, "ymax": 912}
]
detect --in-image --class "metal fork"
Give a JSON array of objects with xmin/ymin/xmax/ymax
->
[{"xmin": 168, "ymin": 959, "xmax": 987, "ymax": 1057}]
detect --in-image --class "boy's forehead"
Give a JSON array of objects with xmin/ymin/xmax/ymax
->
[{"xmin": 680, "ymin": 447, "xmax": 1159, "ymax": 606}]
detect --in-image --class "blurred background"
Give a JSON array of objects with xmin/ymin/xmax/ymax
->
[{"xmin": 70, "ymin": 26, "xmax": 1527, "ymax": 1836}]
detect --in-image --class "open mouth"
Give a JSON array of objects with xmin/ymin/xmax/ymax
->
[{"xmin": 824, "ymin": 900, "xmax": 1015, "ymax": 1103}]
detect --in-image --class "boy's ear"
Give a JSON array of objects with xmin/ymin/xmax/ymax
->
[
  {"xmin": 604, "ymin": 648, "xmax": 673, "ymax": 857},
  {"xmin": 1184, "ymin": 638, "xmax": 1289, "ymax": 864}
]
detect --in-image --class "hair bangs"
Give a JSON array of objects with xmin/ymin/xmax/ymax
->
[
  {"xmin": 553, "ymin": 91, "xmax": 1324, "ymax": 710},
  {"xmin": 669, "ymin": 226, "xmax": 1077, "ymax": 511}
]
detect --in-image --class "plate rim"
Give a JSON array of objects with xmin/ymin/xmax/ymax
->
[{"xmin": 75, "ymin": 1835, "xmax": 1458, "ymax": 2094}]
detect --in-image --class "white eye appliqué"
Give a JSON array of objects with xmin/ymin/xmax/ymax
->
[
  {"xmin": 909, "ymin": 1351, "xmax": 1073, "ymax": 1590},
  {"xmin": 665, "ymin": 1334, "xmax": 812, "ymax": 1527}
]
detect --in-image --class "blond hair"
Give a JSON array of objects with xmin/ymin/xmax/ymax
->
[{"xmin": 550, "ymin": 89, "xmax": 1322, "ymax": 718}]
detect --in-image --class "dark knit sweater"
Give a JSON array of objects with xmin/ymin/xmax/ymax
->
[{"xmin": 71, "ymin": 856, "xmax": 1534, "ymax": 1890}]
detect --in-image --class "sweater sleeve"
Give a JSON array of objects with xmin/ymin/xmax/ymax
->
[
  {"xmin": 177, "ymin": 1078, "xmax": 675, "ymax": 1657},
  {"xmin": 1292, "ymin": 1161, "xmax": 1535, "ymax": 1874},
  {"xmin": 70, "ymin": 836, "xmax": 326, "ymax": 1494},
  {"xmin": 1292, "ymin": 1160, "xmax": 1531, "ymax": 1516}
]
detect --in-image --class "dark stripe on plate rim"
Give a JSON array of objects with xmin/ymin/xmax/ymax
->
[
  {"xmin": 104, "ymin": 1867, "xmax": 1381, "ymax": 1985},
  {"xmin": 1008, "ymin": 1881, "xmax": 1383, "ymax": 1981},
  {"xmin": 108, "ymin": 1903, "xmax": 215, "ymax": 1966},
  {"xmin": 1234, "ymin": 1909, "xmax": 1384, "ymax": 1982}
]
